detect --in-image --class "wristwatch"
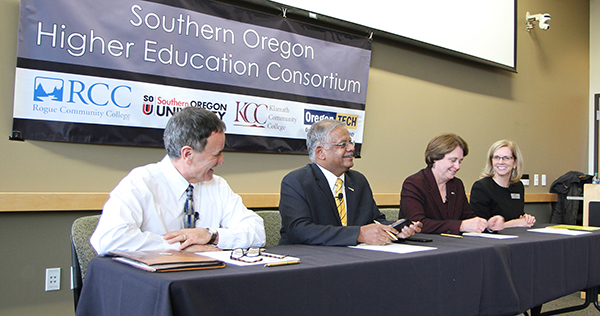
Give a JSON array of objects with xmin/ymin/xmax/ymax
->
[{"xmin": 207, "ymin": 228, "xmax": 218, "ymax": 245}]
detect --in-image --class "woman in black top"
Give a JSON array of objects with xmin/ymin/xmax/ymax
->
[{"xmin": 470, "ymin": 140, "xmax": 536, "ymax": 228}]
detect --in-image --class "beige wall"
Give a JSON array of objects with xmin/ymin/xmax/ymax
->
[
  {"xmin": 0, "ymin": 0, "xmax": 590, "ymax": 315},
  {"xmin": 0, "ymin": 0, "xmax": 590, "ymax": 195}
]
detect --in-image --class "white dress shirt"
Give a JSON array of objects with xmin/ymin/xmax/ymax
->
[
  {"xmin": 316, "ymin": 164, "xmax": 347, "ymax": 210},
  {"xmin": 91, "ymin": 155, "xmax": 265, "ymax": 255}
]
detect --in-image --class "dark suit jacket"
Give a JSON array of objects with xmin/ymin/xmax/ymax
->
[
  {"xmin": 279, "ymin": 163, "xmax": 388, "ymax": 246},
  {"xmin": 399, "ymin": 167, "xmax": 475, "ymax": 234}
]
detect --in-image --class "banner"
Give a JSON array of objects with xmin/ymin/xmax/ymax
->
[{"xmin": 12, "ymin": 0, "xmax": 371, "ymax": 155}]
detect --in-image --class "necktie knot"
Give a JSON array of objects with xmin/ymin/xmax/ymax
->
[
  {"xmin": 184, "ymin": 185, "xmax": 196, "ymax": 228},
  {"xmin": 185, "ymin": 185, "xmax": 194, "ymax": 204},
  {"xmin": 335, "ymin": 178, "xmax": 343, "ymax": 190}
]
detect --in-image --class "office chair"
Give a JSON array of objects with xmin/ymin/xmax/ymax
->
[
  {"xmin": 255, "ymin": 210, "xmax": 282, "ymax": 247},
  {"xmin": 379, "ymin": 208, "xmax": 400, "ymax": 221},
  {"xmin": 70, "ymin": 215, "xmax": 100, "ymax": 311}
]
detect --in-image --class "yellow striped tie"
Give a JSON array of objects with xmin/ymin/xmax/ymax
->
[{"xmin": 335, "ymin": 178, "xmax": 347, "ymax": 226}]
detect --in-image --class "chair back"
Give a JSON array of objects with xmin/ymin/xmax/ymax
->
[
  {"xmin": 71, "ymin": 214, "xmax": 100, "ymax": 311},
  {"xmin": 255, "ymin": 210, "xmax": 282, "ymax": 247},
  {"xmin": 380, "ymin": 208, "xmax": 400, "ymax": 221}
]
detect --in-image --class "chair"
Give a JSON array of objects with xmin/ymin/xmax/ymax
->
[
  {"xmin": 379, "ymin": 208, "xmax": 400, "ymax": 221},
  {"xmin": 70, "ymin": 215, "xmax": 100, "ymax": 311},
  {"xmin": 255, "ymin": 210, "xmax": 282, "ymax": 247}
]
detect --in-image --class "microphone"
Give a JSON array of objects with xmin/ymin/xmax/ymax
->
[{"xmin": 337, "ymin": 193, "xmax": 343, "ymax": 200}]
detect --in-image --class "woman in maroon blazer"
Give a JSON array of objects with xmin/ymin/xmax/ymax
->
[{"xmin": 399, "ymin": 133, "xmax": 504, "ymax": 234}]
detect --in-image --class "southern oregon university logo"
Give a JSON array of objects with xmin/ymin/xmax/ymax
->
[{"xmin": 34, "ymin": 77, "xmax": 64, "ymax": 102}]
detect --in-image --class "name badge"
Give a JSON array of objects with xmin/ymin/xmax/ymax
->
[{"xmin": 511, "ymin": 193, "xmax": 520, "ymax": 200}]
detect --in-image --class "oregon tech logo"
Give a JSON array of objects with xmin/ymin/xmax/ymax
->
[
  {"xmin": 304, "ymin": 109, "xmax": 358, "ymax": 129},
  {"xmin": 33, "ymin": 77, "xmax": 64, "ymax": 102}
]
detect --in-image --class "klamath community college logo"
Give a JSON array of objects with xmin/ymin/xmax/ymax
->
[{"xmin": 33, "ymin": 77, "xmax": 64, "ymax": 102}]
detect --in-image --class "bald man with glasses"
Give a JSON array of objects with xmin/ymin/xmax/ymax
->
[{"xmin": 278, "ymin": 119, "xmax": 421, "ymax": 246}]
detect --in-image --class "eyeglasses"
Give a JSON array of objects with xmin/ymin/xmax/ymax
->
[
  {"xmin": 230, "ymin": 247, "xmax": 263, "ymax": 263},
  {"xmin": 492, "ymin": 155, "xmax": 514, "ymax": 161},
  {"xmin": 328, "ymin": 140, "xmax": 355, "ymax": 149}
]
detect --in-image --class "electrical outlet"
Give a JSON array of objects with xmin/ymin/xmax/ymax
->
[
  {"xmin": 542, "ymin": 174, "xmax": 547, "ymax": 186},
  {"xmin": 534, "ymin": 174, "xmax": 539, "ymax": 186},
  {"xmin": 71, "ymin": 266, "xmax": 75, "ymax": 290},
  {"xmin": 521, "ymin": 174, "xmax": 529, "ymax": 186},
  {"xmin": 45, "ymin": 268, "xmax": 61, "ymax": 291}
]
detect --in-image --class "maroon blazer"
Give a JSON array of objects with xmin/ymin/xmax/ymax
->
[{"xmin": 399, "ymin": 167, "xmax": 475, "ymax": 234}]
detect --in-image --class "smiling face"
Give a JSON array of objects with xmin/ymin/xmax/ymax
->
[
  {"xmin": 181, "ymin": 131, "xmax": 225, "ymax": 183},
  {"xmin": 491, "ymin": 146, "xmax": 516, "ymax": 179},
  {"xmin": 316, "ymin": 127, "xmax": 355, "ymax": 177},
  {"xmin": 431, "ymin": 146, "xmax": 464, "ymax": 184}
]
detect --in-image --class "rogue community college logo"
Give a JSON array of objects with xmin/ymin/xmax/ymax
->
[{"xmin": 33, "ymin": 77, "xmax": 64, "ymax": 102}]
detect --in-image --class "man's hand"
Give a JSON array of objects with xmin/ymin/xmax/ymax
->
[
  {"xmin": 357, "ymin": 223, "xmax": 397, "ymax": 245},
  {"xmin": 181, "ymin": 244, "xmax": 222, "ymax": 252},
  {"xmin": 460, "ymin": 217, "xmax": 488, "ymax": 233},
  {"xmin": 356, "ymin": 223, "xmax": 407, "ymax": 245},
  {"xmin": 163, "ymin": 228, "xmax": 212, "ymax": 250}
]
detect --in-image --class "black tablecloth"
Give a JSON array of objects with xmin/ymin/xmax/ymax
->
[{"xmin": 76, "ymin": 227, "xmax": 600, "ymax": 316}]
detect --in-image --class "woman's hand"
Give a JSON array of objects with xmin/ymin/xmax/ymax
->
[{"xmin": 460, "ymin": 217, "xmax": 488, "ymax": 233}]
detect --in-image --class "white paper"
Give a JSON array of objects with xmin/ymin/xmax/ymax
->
[
  {"xmin": 462, "ymin": 232, "xmax": 518, "ymax": 239},
  {"xmin": 527, "ymin": 228, "xmax": 591, "ymax": 236},
  {"xmin": 197, "ymin": 251, "xmax": 300, "ymax": 266},
  {"xmin": 349, "ymin": 243, "xmax": 437, "ymax": 254}
]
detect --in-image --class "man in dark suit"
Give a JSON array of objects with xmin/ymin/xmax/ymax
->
[{"xmin": 279, "ymin": 119, "xmax": 421, "ymax": 246}]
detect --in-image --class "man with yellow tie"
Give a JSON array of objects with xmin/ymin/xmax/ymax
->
[{"xmin": 278, "ymin": 119, "xmax": 421, "ymax": 246}]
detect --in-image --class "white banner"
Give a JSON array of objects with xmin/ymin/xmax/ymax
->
[{"xmin": 13, "ymin": 0, "xmax": 371, "ymax": 154}]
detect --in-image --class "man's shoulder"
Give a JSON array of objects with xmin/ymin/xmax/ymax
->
[
  {"xmin": 345, "ymin": 168, "xmax": 368, "ymax": 183},
  {"xmin": 284, "ymin": 164, "xmax": 315, "ymax": 179},
  {"xmin": 118, "ymin": 161, "xmax": 162, "ymax": 183},
  {"xmin": 202, "ymin": 174, "xmax": 229, "ymax": 188}
]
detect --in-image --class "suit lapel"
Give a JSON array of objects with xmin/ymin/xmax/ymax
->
[
  {"xmin": 310, "ymin": 164, "xmax": 340, "ymax": 222},
  {"xmin": 424, "ymin": 168, "xmax": 448, "ymax": 217},
  {"xmin": 345, "ymin": 172, "xmax": 356, "ymax": 226},
  {"xmin": 446, "ymin": 179, "xmax": 457, "ymax": 218}
]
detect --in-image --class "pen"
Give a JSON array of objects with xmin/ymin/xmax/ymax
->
[
  {"xmin": 441, "ymin": 233, "xmax": 463, "ymax": 238},
  {"xmin": 264, "ymin": 260, "xmax": 301, "ymax": 267},
  {"xmin": 374, "ymin": 220, "xmax": 398, "ymax": 241}
]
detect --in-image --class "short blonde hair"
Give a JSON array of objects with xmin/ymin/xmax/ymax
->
[
  {"xmin": 481, "ymin": 139, "xmax": 524, "ymax": 184},
  {"xmin": 425, "ymin": 133, "xmax": 469, "ymax": 167}
]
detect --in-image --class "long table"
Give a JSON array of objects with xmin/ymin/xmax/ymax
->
[{"xmin": 75, "ymin": 227, "xmax": 600, "ymax": 316}]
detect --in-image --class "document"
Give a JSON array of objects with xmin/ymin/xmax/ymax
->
[
  {"xmin": 110, "ymin": 250, "xmax": 226, "ymax": 272},
  {"xmin": 462, "ymin": 232, "xmax": 518, "ymax": 239},
  {"xmin": 528, "ymin": 228, "xmax": 591, "ymax": 236},
  {"xmin": 349, "ymin": 243, "xmax": 436, "ymax": 254},
  {"xmin": 546, "ymin": 225, "xmax": 600, "ymax": 231},
  {"xmin": 198, "ymin": 251, "xmax": 300, "ymax": 267}
]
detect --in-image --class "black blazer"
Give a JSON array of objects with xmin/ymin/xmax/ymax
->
[{"xmin": 279, "ymin": 163, "xmax": 387, "ymax": 246}]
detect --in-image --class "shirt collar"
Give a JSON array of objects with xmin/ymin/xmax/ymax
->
[
  {"xmin": 158, "ymin": 155, "xmax": 194, "ymax": 199},
  {"xmin": 316, "ymin": 163, "xmax": 345, "ymax": 193}
]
